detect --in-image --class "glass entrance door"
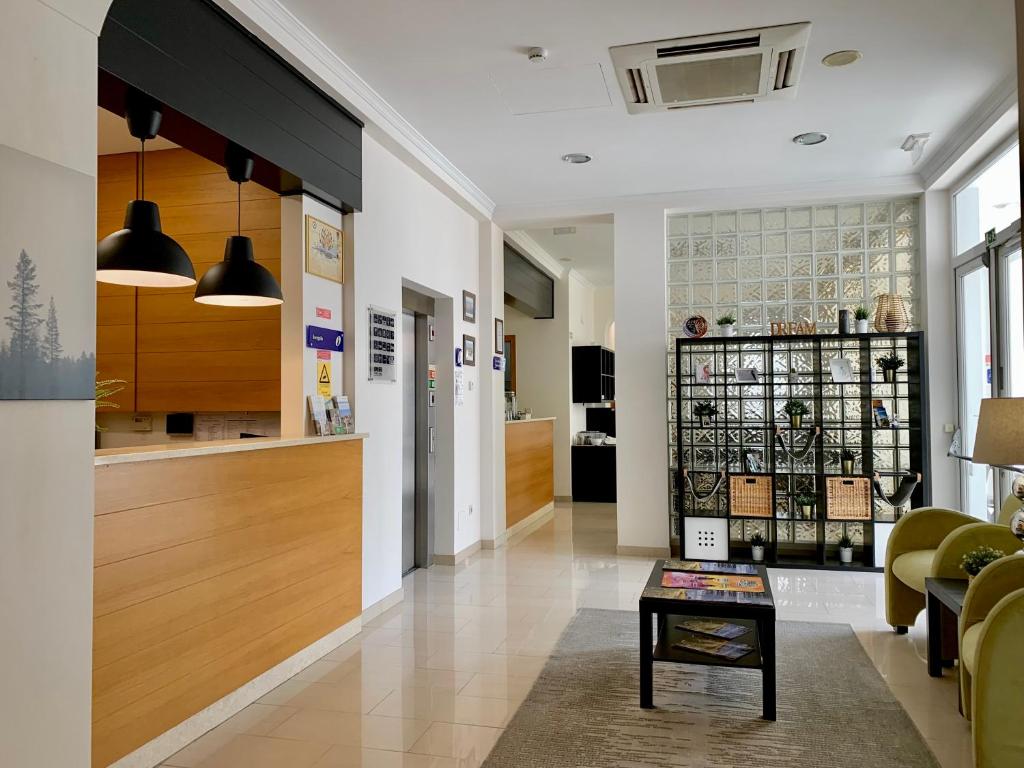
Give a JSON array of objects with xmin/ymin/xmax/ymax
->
[
  {"xmin": 956, "ymin": 257, "xmax": 994, "ymax": 519},
  {"xmin": 995, "ymin": 238, "xmax": 1023, "ymax": 501}
]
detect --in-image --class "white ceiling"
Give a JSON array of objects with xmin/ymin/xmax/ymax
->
[
  {"xmin": 279, "ymin": 0, "xmax": 1017, "ymax": 209},
  {"xmin": 524, "ymin": 222, "xmax": 614, "ymax": 286}
]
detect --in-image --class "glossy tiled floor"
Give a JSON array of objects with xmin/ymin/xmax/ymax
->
[{"xmin": 162, "ymin": 502, "xmax": 972, "ymax": 767}]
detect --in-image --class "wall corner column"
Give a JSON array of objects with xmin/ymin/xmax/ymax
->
[{"xmin": 479, "ymin": 222, "xmax": 506, "ymax": 544}]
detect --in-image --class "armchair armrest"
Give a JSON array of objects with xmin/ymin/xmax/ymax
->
[
  {"xmin": 932, "ymin": 523, "xmax": 1021, "ymax": 580},
  {"xmin": 885, "ymin": 507, "xmax": 973, "ymax": 570},
  {"xmin": 960, "ymin": 554, "xmax": 1024, "ymax": 633},
  {"xmin": 996, "ymin": 495, "xmax": 1023, "ymax": 527}
]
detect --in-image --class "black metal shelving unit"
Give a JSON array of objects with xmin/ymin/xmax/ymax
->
[{"xmin": 673, "ymin": 331, "xmax": 930, "ymax": 571}]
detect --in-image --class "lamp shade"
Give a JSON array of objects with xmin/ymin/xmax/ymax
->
[
  {"xmin": 972, "ymin": 398, "xmax": 1024, "ymax": 466},
  {"xmin": 194, "ymin": 236, "xmax": 283, "ymax": 307},
  {"xmin": 97, "ymin": 201, "xmax": 196, "ymax": 287}
]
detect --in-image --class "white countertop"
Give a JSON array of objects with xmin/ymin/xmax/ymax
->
[
  {"xmin": 95, "ymin": 433, "xmax": 368, "ymax": 466},
  {"xmin": 505, "ymin": 416, "xmax": 557, "ymax": 424}
]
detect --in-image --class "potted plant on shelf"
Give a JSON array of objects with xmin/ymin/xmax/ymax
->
[
  {"xmin": 794, "ymin": 493, "xmax": 816, "ymax": 520},
  {"xmin": 694, "ymin": 400, "xmax": 717, "ymax": 428},
  {"xmin": 840, "ymin": 449, "xmax": 857, "ymax": 475},
  {"xmin": 750, "ymin": 532, "xmax": 766, "ymax": 563},
  {"xmin": 782, "ymin": 398, "xmax": 809, "ymax": 429},
  {"xmin": 854, "ymin": 305, "xmax": 871, "ymax": 334},
  {"xmin": 876, "ymin": 350, "xmax": 905, "ymax": 383},
  {"xmin": 717, "ymin": 313, "xmax": 737, "ymax": 337},
  {"xmin": 838, "ymin": 533, "xmax": 855, "ymax": 564},
  {"xmin": 961, "ymin": 546, "xmax": 1006, "ymax": 582}
]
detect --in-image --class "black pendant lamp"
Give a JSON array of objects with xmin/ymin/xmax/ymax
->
[
  {"xmin": 96, "ymin": 92, "xmax": 196, "ymax": 288},
  {"xmin": 194, "ymin": 145, "xmax": 284, "ymax": 307}
]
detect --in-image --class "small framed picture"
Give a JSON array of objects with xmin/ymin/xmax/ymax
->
[
  {"xmin": 742, "ymin": 449, "xmax": 765, "ymax": 474},
  {"xmin": 305, "ymin": 215, "xmax": 344, "ymax": 284},
  {"xmin": 463, "ymin": 334, "xmax": 476, "ymax": 366},
  {"xmin": 828, "ymin": 357, "xmax": 854, "ymax": 383},
  {"xmin": 463, "ymin": 290, "xmax": 477, "ymax": 323},
  {"xmin": 735, "ymin": 367, "xmax": 759, "ymax": 384},
  {"xmin": 494, "ymin": 318, "xmax": 504, "ymax": 353},
  {"xmin": 693, "ymin": 362, "xmax": 712, "ymax": 384}
]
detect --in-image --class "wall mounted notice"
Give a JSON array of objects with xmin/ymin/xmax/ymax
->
[
  {"xmin": 317, "ymin": 359, "xmax": 332, "ymax": 397},
  {"xmin": 368, "ymin": 306, "xmax": 397, "ymax": 382},
  {"xmin": 306, "ymin": 324, "xmax": 344, "ymax": 352}
]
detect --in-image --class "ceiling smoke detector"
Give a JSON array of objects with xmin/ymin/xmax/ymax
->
[
  {"xmin": 553, "ymin": 226, "xmax": 577, "ymax": 235},
  {"xmin": 527, "ymin": 47, "xmax": 548, "ymax": 63},
  {"xmin": 792, "ymin": 132, "xmax": 828, "ymax": 146},
  {"xmin": 561, "ymin": 153, "xmax": 592, "ymax": 164},
  {"xmin": 822, "ymin": 50, "xmax": 862, "ymax": 67},
  {"xmin": 609, "ymin": 22, "xmax": 811, "ymax": 114}
]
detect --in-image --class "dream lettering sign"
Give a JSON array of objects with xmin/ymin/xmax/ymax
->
[{"xmin": 368, "ymin": 306, "xmax": 397, "ymax": 382}]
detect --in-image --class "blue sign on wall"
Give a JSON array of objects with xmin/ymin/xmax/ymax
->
[{"xmin": 306, "ymin": 324, "xmax": 344, "ymax": 352}]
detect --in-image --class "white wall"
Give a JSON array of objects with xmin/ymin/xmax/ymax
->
[
  {"xmin": 353, "ymin": 134, "xmax": 483, "ymax": 607},
  {"xmin": 594, "ymin": 285, "xmax": 615, "ymax": 350},
  {"xmin": 0, "ymin": 0, "xmax": 104, "ymax": 764},
  {"xmin": 613, "ymin": 206, "xmax": 671, "ymax": 553},
  {"xmin": 503, "ymin": 283, "xmax": 573, "ymax": 497},
  {"xmin": 479, "ymin": 222, "xmax": 506, "ymax": 544}
]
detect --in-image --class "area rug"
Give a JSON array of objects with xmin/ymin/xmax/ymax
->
[{"xmin": 482, "ymin": 609, "xmax": 939, "ymax": 768}]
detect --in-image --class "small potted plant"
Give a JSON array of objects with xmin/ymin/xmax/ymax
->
[
  {"xmin": 838, "ymin": 533, "xmax": 854, "ymax": 564},
  {"xmin": 961, "ymin": 545, "xmax": 1005, "ymax": 582},
  {"xmin": 794, "ymin": 493, "xmax": 816, "ymax": 520},
  {"xmin": 693, "ymin": 400, "xmax": 718, "ymax": 428},
  {"xmin": 717, "ymin": 313, "xmax": 737, "ymax": 337},
  {"xmin": 854, "ymin": 305, "xmax": 871, "ymax": 334},
  {"xmin": 840, "ymin": 449, "xmax": 857, "ymax": 475},
  {"xmin": 876, "ymin": 350, "xmax": 905, "ymax": 384},
  {"xmin": 750, "ymin": 532, "xmax": 766, "ymax": 562},
  {"xmin": 782, "ymin": 398, "xmax": 809, "ymax": 429}
]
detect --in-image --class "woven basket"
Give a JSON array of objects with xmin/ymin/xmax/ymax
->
[
  {"xmin": 729, "ymin": 474, "xmax": 773, "ymax": 518},
  {"xmin": 873, "ymin": 294, "xmax": 909, "ymax": 333},
  {"xmin": 826, "ymin": 476, "xmax": 872, "ymax": 520}
]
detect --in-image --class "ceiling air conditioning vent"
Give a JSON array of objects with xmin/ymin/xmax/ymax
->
[{"xmin": 610, "ymin": 23, "xmax": 810, "ymax": 114}]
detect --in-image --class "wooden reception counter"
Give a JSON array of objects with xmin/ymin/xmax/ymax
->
[
  {"xmin": 92, "ymin": 434, "xmax": 366, "ymax": 767},
  {"xmin": 504, "ymin": 417, "xmax": 555, "ymax": 530}
]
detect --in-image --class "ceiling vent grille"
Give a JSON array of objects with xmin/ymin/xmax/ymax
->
[{"xmin": 610, "ymin": 23, "xmax": 810, "ymax": 114}]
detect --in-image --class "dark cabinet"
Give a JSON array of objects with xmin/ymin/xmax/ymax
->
[
  {"xmin": 572, "ymin": 345, "xmax": 615, "ymax": 403},
  {"xmin": 571, "ymin": 445, "xmax": 617, "ymax": 502}
]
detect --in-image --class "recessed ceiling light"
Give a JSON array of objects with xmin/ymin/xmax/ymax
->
[
  {"xmin": 561, "ymin": 153, "xmax": 592, "ymax": 164},
  {"xmin": 822, "ymin": 50, "xmax": 862, "ymax": 67},
  {"xmin": 792, "ymin": 132, "xmax": 829, "ymax": 146}
]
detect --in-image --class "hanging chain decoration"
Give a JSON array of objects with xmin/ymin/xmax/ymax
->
[
  {"xmin": 872, "ymin": 471, "xmax": 922, "ymax": 509},
  {"xmin": 773, "ymin": 426, "xmax": 821, "ymax": 461},
  {"xmin": 681, "ymin": 469, "xmax": 727, "ymax": 502}
]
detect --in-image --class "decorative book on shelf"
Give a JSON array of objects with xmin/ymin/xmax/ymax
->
[{"xmin": 672, "ymin": 330, "xmax": 931, "ymax": 570}]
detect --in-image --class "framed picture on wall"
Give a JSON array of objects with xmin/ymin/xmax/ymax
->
[
  {"xmin": 494, "ymin": 318, "xmax": 503, "ymax": 353},
  {"xmin": 463, "ymin": 290, "xmax": 477, "ymax": 323},
  {"xmin": 305, "ymin": 215, "xmax": 343, "ymax": 284},
  {"xmin": 463, "ymin": 334, "xmax": 476, "ymax": 366}
]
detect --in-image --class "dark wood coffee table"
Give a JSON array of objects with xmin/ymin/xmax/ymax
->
[
  {"xmin": 924, "ymin": 577, "xmax": 968, "ymax": 678},
  {"xmin": 639, "ymin": 560, "xmax": 777, "ymax": 720}
]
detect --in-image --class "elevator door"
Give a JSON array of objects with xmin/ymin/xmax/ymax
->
[{"xmin": 401, "ymin": 311, "xmax": 416, "ymax": 573}]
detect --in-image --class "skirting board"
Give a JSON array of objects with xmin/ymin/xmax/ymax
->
[
  {"xmin": 434, "ymin": 540, "xmax": 482, "ymax": 566},
  {"xmin": 481, "ymin": 531, "xmax": 506, "ymax": 550},
  {"xmin": 616, "ymin": 545, "xmax": 672, "ymax": 558},
  {"xmin": 505, "ymin": 501, "xmax": 555, "ymax": 543},
  {"xmin": 554, "ymin": 495, "xmax": 573, "ymax": 503},
  {"xmin": 361, "ymin": 585, "xmax": 404, "ymax": 623}
]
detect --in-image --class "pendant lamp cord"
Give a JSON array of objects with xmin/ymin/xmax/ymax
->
[
  {"xmin": 139, "ymin": 137, "xmax": 145, "ymax": 200},
  {"xmin": 237, "ymin": 181, "xmax": 242, "ymax": 235}
]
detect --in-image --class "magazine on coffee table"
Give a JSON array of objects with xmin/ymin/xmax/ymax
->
[
  {"xmin": 661, "ymin": 572, "xmax": 765, "ymax": 593},
  {"xmin": 663, "ymin": 560, "xmax": 758, "ymax": 576},
  {"xmin": 676, "ymin": 619, "xmax": 748, "ymax": 640},
  {"xmin": 673, "ymin": 632, "xmax": 754, "ymax": 661}
]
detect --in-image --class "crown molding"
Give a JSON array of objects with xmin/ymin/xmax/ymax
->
[
  {"xmin": 568, "ymin": 268, "xmax": 597, "ymax": 291},
  {"xmin": 919, "ymin": 75, "xmax": 1018, "ymax": 190},
  {"xmin": 218, "ymin": 0, "xmax": 496, "ymax": 220},
  {"xmin": 504, "ymin": 231, "xmax": 565, "ymax": 281}
]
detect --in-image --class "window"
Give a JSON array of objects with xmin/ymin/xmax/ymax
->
[{"xmin": 954, "ymin": 143, "xmax": 1020, "ymax": 255}]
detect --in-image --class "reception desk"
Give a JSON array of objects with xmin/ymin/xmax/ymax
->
[
  {"xmin": 504, "ymin": 417, "xmax": 555, "ymax": 530},
  {"xmin": 92, "ymin": 434, "xmax": 365, "ymax": 767}
]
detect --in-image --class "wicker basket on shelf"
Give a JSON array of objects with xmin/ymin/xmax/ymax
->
[
  {"xmin": 729, "ymin": 474, "xmax": 773, "ymax": 518},
  {"xmin": 825, "ymin": 476, "xmax": 872, "ymax": 520}
]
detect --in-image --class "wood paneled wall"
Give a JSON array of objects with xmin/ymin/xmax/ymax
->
[
  {"xmin": 92, "ymin": 438, "xmax": 363, "ymax": 767},
  {"xmin": 505, "ymin": 420, "xmax": 555, "ymax": 527},
  {"xmin": 97, "ymin": 148, "xmax": 281, "ymax": 412}
]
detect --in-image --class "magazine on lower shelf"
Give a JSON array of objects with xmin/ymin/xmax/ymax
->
[
  {"xmin": 672, "ymin": 631, "xmax": 754, "ymax": 661},
  {"xmin": 675, "ymin": 619, "xmax": 748, "ymax": 640}
]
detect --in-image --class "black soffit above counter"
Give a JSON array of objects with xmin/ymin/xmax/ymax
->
[
  {"xmin": 98, "ymin": 0, "xmax": 363, "ymax": 213},
  {"xmin": 504, "ymin": 242, "xmax": 554, "ymax": 319}
]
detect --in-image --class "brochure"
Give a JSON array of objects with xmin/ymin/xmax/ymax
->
[
  {"xmin": 872, "ymin": 398, "xmax": 891, "ymax": 428},
  {"xmin": 673, "ymin": 632, "xmax": 754, "ymax": 661},
  {"xmin": 663, "ymin": 560, "xmax": 758, "ymax": 576},
  {"xmin": 676, "ymin": 619, "xmax": 748, "ymax": 640}
]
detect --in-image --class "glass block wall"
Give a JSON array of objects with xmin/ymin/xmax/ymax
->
[{"xmin": 665, "ymin": 198, "xmax": 921, "ymax": 539}]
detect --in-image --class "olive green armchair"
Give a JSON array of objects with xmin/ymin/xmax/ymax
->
[
  {"xmin": 885, "ymin": 507, "xmax": 1019, "ymax": 631},
  {"xmin": 996, "ymin": 494, "xmax": 1023, "ymax": 526},
  {"xmin": 957, "ymin": 555, "xmax": 1024, "ymax": 767}
]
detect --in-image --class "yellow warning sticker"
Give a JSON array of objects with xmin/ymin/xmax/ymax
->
[{"xmin": 317, "ymin": 360, "xmax": 332, "ymax": 397}]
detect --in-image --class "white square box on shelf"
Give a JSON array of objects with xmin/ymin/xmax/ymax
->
[{"xmin": 683, "ymin": 517, "xmax": 729, "ymax": 560}]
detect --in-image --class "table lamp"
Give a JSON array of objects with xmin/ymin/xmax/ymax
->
[{"xmin": 971, "ymin": 398, "xmax": 1024, "ymax": 545}]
